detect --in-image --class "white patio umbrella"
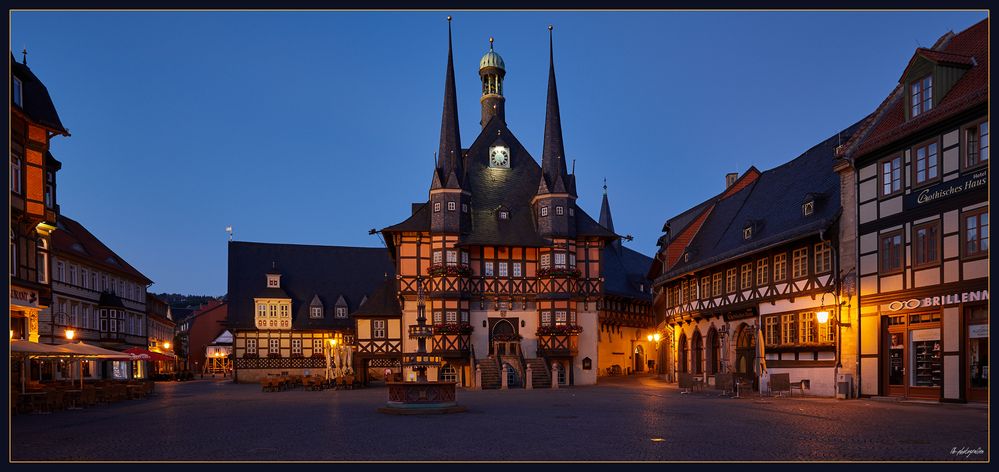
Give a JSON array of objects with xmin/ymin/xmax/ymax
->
[
  {"xmin": 755, "ymin": 327, "xmax": 768, "ymax": 396},
  {"xmin": 324, "ymin": 343, "xmax": 332, "ymax": 381}
]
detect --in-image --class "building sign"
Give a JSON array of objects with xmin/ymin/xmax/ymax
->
[
  {"xmin": 910, "ymin": 328, "xmax": 940, "ymax": 342},
  {"xmin": 10, "ymin": 286, "xmax": 39, "ymax": 309},
  {"xmin": 886, "ymin": 290, "xmax": 989, "ymax": 312},
  {"xmin": 969, "ymin": 324, "xmax": 988, "ymax": 339},
  {"xmin": 904, "ymin": 168, "xmax": 987, "ymax": 210}
]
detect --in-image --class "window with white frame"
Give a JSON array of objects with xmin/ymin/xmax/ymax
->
[
  {"xmin": 56, "ymin": 261, "xmax": 64, "ymax": 282},
  {"xmin": 484, "ymin": 261, "xmax": 494, "ymax": 276},
  {"xmin": 433, "ymin": 311, "xmax": 442, "ymax": 324},
  {"xmin": 541, "ymin": 311, "xmax": 552, "ymax": 325},
  {"xmin": 291, "ymin": 339, "xmax": 302, "ymax": 355},
  {"xmin": 792, "ymin": 247, "xmax": 808, "ymax": 279},
  {"xmin": 269, "ymin": 339, "xmax": 280, "ymax": 354},
  {"xmin": 555, "ymin": 311, "xmax": 567, "ymax": 326},
  {"xmin": 36, "ymin": 238, "xmax": 48, "ymax": 284},
  {"xmin": 556, "ymin": 206, "xmax": 564, "ymax": 215},
  {"xmin": 434, "ymin": 202, "xmax": 441, "ymax": 212},
  {"xmin": 799, "ymin": 312, "xmax": 816, "ymax": 343},
  {"xmin": 446, "ymin": 250, "xmax": 457, "ymax": 265},
  {"xmin": 310, "ymin": 306, "xmax": 323, "ymax": 318},
  {"xmin": 335, "ymin": 306, "xmax": 347, "ymax": 318},
  {"xmin": 246, "ymin": 339, "xmax": 257, "ymax": 355},
  {"xmin": 433, "ymin": 250, "xmax": 442, "ymax": 265},
  {"xmin": 765, "ymin": 316, "xmax": 779, "ymax": 346},
  {"xmin": 447, "ymin": 201, "xmax": 456, "ymax": 211},
  {"xmin": 781, "ymin": 313, "xmax": 797, "ymax": 344},
  {"xmin": 373, "ymin": 319, "xmax": 386, "ymax": 338},
  {"xmin": 445, "ymin": 311, "xmax": 457, "ymax": 323},
  {"xmin": 512, "ymin": 262, "xmax": 522, "ymax": 277},
  {"xmin": 802, "ymin": 200, "xmax": 814, "ymax": 216},
  {"xmin": 540, "ymin": 254, "xmax": 551, "ymax": 269},
  {"xmin": 540, "ymin": 206, "xmax": 549, "ymax": 217},
  {"xmin": 313, "ymin": 339, "xmax": 323, "ymax": 352},
  {"xmin": 10, "ymin": 155, "xmax": 21, "ymax": 194},
  {"xmin": 498, "ymin": 262, "xmax": 508, "ymax": 277},
  {"xmin": 554, "ymin": 253, "xmax": 566, "ymax": 268},
  {"xmin": 773, "ymin": 253, "xmax": 787, "ymax": 281},
  {"xmin": 756, "ymin": 258, "xmax": 768, "ymax": 286},
  {"xmin": 814, "ymin": 242, "xmax": 832, "ymax": 273}
]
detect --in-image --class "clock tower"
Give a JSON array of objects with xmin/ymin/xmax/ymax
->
[{"xmin": 479, "ymin": 37, "xmax": 506, "ymax": 128}]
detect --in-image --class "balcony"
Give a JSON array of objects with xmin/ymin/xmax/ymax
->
[{"xmin": 536, "ymin": 326, "xmax": 581, "ymax": 358}]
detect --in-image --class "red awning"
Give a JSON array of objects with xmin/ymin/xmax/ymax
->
[{"xmin": 123, "ymin": 347, "xmax": 176, "ymax": 362}]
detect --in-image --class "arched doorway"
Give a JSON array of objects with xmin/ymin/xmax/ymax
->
[
  {"xmin": 734, "ymin": 323, "xmax": 757, "ymax": 390},
  {"xmin": 692, "ymin": 331, "xmax": 704, "ymax": 374},
  {"xmin": 634, "ymin": 344, "xmax": 645, "ymax": 372},
  {"xmin": 707, "ymin": 328, "xmax": 721, "ymax": 375},
  {"xmin": 678, "ymin": 333, "xmax": 688, "ymax": 373},
  {"xmin": 490, "ymin": 319, "xmax": 519, "ymax": 356}
]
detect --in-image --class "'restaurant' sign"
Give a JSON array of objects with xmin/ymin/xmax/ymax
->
[
  {"xmin": 904, "ymin": 168, "xmax": 987, "ymax": 210},
  {"xmin": 886, "ymin": 290, "xmax": 989, "ymax": 312},
  {"xmin": 10, "ymin": 286, "xmax": 39, "ymax": 308}
]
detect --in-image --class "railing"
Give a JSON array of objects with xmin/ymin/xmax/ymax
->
[
  {"xmin": 537, "ymin": 334, "xmax": 579, "ymax": 357},
  {"xmin": 235, "ymin": 357, "xmax": 329, "ymax": 369}
]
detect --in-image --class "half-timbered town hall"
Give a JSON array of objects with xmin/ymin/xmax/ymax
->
[{"xmin": 227, "ymin": 21, "xmax": 655, "ymax": 387}]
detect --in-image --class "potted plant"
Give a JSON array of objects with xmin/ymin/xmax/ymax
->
[
  {"xmin": 537, "ymin": 267, "xmax": 582, "ymax": 279},
  {"xmin": 537, "ymin": 325, "xmax": 583, "ymax": 336},
  {"xmin": 428, "ymin": 263, "xmax": 473, "ymax": 277}
]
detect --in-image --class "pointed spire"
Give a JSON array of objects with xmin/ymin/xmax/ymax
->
[
  {"xmin": 599, "ymin": 180, "xmax": 615, "ymax": 233},
  {"xmin": 540, "ymin": 24, "xmax": 570, "ymax": 195},
  {"xmin": 21, "ymin": 48, "xmax": 27, "ymax": 65},
  {"xmin": 436, "ymin": 15, "xmax": 463, "ymax": 187}
]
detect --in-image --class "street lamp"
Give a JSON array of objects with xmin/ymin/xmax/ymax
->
[
  {"xmin": 647, "ymin": 332, "xmax": 663, "ymax": 379},
  {"xmin": 163, "ymin": 341, "xmax": 171, "ymax": 350},
  {"xmin": 65, "ymin": 329, "xmax": 75, "ymax": 341}
]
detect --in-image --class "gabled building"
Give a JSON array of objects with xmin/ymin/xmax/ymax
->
[
  {"xmin": 10, "ymin": 53, "xmax": 69, "ymax": 343},
  {"xmin": 834, "ymin": 18, "xmax": 988, "ymax": 402},
  {"xmin": 650, "ymin": 119, "xmax": 865, "ymax": 396},
  {"xmin": 377, "ymin": 22, "xmax": 654, "ymax": 388},
  {"xmin": 146, "ymin": 293, "xmax": 177, "ymax": 375},
  {"xmin": 227, "ymin": 242, "xmax": 393, "ymax": 383}
]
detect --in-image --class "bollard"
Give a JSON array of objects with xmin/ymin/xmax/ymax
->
[
  {"xmin": 551, "ymin": 363, "xmax": 559, "ymax": 389},
  {"xmin": 525, "ymin": 365, "xmax": 533, "ymax": 389},
  {"xmin": 501, "ymin": 364, "xmax": 508, "ymax": 390},
  {"xmin": 474, "ymin": 366, "xmax": 482, "ymax": 390}
]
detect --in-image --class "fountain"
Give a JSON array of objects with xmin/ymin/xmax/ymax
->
[{"xmin": 378, "ymin": 276, "xmax": 467, "ymax": 415}]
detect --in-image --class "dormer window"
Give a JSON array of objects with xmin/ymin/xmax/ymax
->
[
  {"xmin": 802, "ymin": 201, "xmax": 814, "ymax": 216},
  {"xmin": 499, "ymin": 211, "xmax": 509, "ymax": 220},
  {"xmin": 13, "ymin": 77, "xmax": 22, "ymax": 107},
  {"xmin": 743, "ymin": 226, "xmax": 752, "ymax": 240},
  {"xmin": 335, "ymin": 307, "xmax": 347, "ymax": 318},
  {"xmin": 267, "ymin": 274, "xmax": 280, "ymax": 288},
  {"xmin": 684, "ymin": 253, "xmax": 690, "ymax": 263},
  {"xmin": 310, "ymin": 306, "xmax": 323, "ymax": 318},
  {"xmin": 910, "ymin": 74, "xmax": 932, "ymax": 117}
]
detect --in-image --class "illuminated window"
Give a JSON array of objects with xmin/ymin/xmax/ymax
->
[
  {"xmin": 433, "ymin": 251, "xmax": 442, "ymax": 265},
  {"xmin": 269, "ymin": 339, "xmax": 280, "ymax": 354},
  {"xmin": 445, "ymin": 311, "xmax": 457, "ymax": 323},
  {"xmin": 773, "ymin": 254, "xmax": 787, "ymax": 281},
  {"xmin": 799, "ymin": 313, "xmax": 816, "ymax": 343},
  {"xmin": 555, "ymin": 311, "xmax": 567, "ymax": 326},
  {"xmin": 700, "ymin": 276, "xmax": 710, "ymax": 300},
  {"xmin": 781, "ymin": 313, "xmax": 797, "ymax": 344},
  {"xmin": 712, "ymin": 273, "xmax": 722, "ymax": 297},
  {"xmin": 765, "ymin": 316, "xmax": 779, "ymax": 346},
  {"xmin": 313, "ymin": 339, "xmax": 323, "ymax": 352},
  {"xmin": 291, "ymin": 339, "xmax": 302, "ymax": 355},
  {"xmin": 740, "ymin": 263, "xmax": 752, "ymax": 289},
  {"xmin": 725, "ymin": 268, "xmax": 737, "ymax": 294},
  {"xmin": 541, "ymin": 311, "xmax": 552, "ymax": 325},
  {"xmin": 540, "ymin": 254, "xmax": 551, "ymax": 269},
  {"xmin": 446, "ymin": 250, "xmax": 457, "ymax": 265},
  {"xmin": 246, "ymin": 339, "xmax": 257, "ymax": 355}
]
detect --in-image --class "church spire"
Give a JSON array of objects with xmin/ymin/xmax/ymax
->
[
  {"xmin": 599, "ymin": 179, "xmax": 621, "ymax": 250},
  {"xmin": 540, "ymin": 25, "xmax": 571, "ymax": 196},
  {"xmin": 436, "ymin": 15, "xmax": 463, "ymax": 187}
]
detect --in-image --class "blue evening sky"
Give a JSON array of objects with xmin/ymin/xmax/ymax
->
[{"xmin": 11, "ymin": 10, "xmax": 987, "ymax": 296}]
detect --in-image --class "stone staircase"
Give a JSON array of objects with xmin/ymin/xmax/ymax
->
[
  {"xmin": 477, "ymin": 357, "xmax": 501, "ymax": 389},
  {"xmin": 525, "ymin": 358, "xmax": 551, "ymax": 388}
]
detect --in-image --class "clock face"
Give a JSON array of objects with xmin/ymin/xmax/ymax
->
[{"xmin": 489, "ymin": 146, "xmax": 510, "ymax": 168}]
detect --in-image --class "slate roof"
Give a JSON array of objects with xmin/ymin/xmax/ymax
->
[
  {"xmin": 52, "ymin": 214, "xmax": 153, "ymax": 285},
  {"xmin": 351, "ymin": 278, "xmax": 402, "ymax": 318},
  {"xmin": 657, "ymin": 119, "xmax": 865, "ymax": 283},
  {"xmin": 10, "ymin": 54, "xmax": 68, "ymax": 134},
  {"xmin": 597, "ymin": 190, "xmax": 653, "ymax": 300},
  {"xmin": 227, "ymin": 241, "xmax": 394, "ymax": 330},
  {"xmin": 382, "ymin": 116, "xmax": 616, "ymax": 247},
  {"xmin": 840, "ymin": 18, "xmax": 987, "ymax": 160}
]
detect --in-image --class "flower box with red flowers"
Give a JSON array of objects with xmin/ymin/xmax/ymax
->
[
  {"xmin": 537, "ymin": 267, "xmax": 581, "ymax": 279},
  {"xmin": 536, "ymin": 325, "xmax": 583, "ymax": 336},
  {"xmin": 432, "ymin": 322, "xmax": 473, "ymax": 335},
  {"xmin": 427, "ymin": 263, "xmax": 473, "ymax": 277}
]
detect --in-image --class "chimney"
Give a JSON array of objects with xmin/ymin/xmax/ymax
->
[{"xmin": 725, "ymin": 173, "xmax": 739, "ymax": 189}]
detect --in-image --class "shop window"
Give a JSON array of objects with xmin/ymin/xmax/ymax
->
[
  {"xmin": 962, "ymin": 208, "xmax": 989, "ymax": 258},
  {"xmin": 910, "ymin": 329, "xmax": 942, "ymax": 388},
  {"xmin": 912, "ymin": 221, "xmax": 940, "ymax": 268},
  {"xmin": 967, "ymin": 306, "xmax": 988, "ymax": 390},
  {"xmin": 781, "ymin": 313, "xmax": 797, "ymax": 345},
  {"xmin": 880, "ymin": 231, "xmax": 904, "ymax": 273},
  {"xmin": 965, "ymin": 121, "xmax": 989, "ymax": 168},
  {"xmin": 912, "ymin": 141, "xmax": 939, "ymax": 186},
  {"xmin": 880, "ymin": 155, "xmax": 903, "ymax": 197}
]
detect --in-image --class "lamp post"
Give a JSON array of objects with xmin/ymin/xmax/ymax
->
[
  {"xmin": 646, "ymin": 332, "xmax": 663, "ymax": 379},
  {"xmin": 817, "ymin": 291, "xmax": 849, "ymax": 397}
]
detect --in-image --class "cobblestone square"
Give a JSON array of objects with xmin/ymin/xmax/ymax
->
[{"xmin": 11, "ymin": 376, "xmax": 988, "ymax": 462}]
